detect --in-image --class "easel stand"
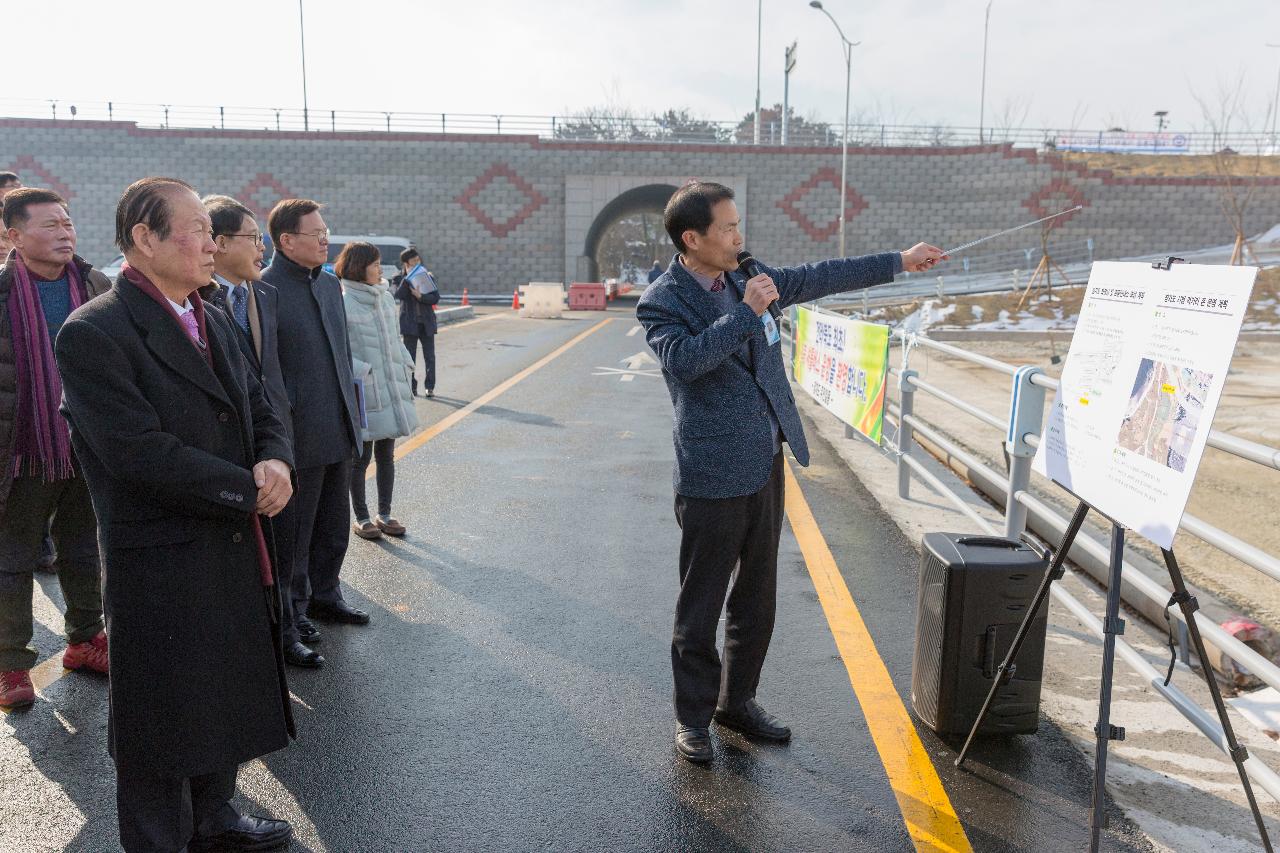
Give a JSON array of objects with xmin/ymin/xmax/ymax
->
[{"xmin": 953, "ymin": 501, "xmax": 1273, "ymax": 852}]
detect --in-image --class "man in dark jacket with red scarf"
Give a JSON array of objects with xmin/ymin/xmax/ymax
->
[
  {"xmin": 56, "ymin": 177, "xmax": 297, "ymax": 853},
  {"xmin": 0, "ymin": 188, "xmax": 111, "ymax": 709}
]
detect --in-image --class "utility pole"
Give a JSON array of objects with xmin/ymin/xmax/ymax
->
[
  {"xmin": 979, "ymin": 0, "xmax": 992, "ymax": 144},
  {"xmin": 783, "ymin": 41, "xmax": 798, "ymax": 145},
  {"xmin": 1269, "ymin": 43, "xmax": 1280, "ymax": 152},
  {"xmin": 299, "ymin": 0, "xmax": 310, "ymax": 131},
  {"xmin": 810, "ymin": 1, "xmax": 858, "ymax": 257},
  {"xmin": 754, "ymin": 0, "xmax": 763, "ymax": 144}
]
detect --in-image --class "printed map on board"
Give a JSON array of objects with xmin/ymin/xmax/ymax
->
[{"xmin": 1116, "ymin": 358, "xmax": 1214, "ymax": 473}]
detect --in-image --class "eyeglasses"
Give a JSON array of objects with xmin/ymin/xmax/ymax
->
[
  {"xmin": 225, "ymin": 233, "xmax": 265, "ymax": 246},
  {"xmin": 288, "ymin": 229, "xmax": 330, "ymax": 242}
]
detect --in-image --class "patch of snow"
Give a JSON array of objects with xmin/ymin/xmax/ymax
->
[{"xmin": 897, "ymin": 299, "xmax": 956, "ymax": 333}]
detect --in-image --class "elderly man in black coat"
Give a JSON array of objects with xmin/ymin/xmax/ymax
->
[{"xmin": 55, "ymin": 177, "xmax": 297, "ymax": 853}]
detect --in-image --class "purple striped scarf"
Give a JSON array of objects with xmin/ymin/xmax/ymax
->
[{"xmin": 9, "ymin": 253, "xmax": 84, "ymax": 480}]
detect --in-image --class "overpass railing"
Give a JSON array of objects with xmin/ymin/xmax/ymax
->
[
  {"xmin": 2, "ymin": 98, "xmax": 1274, "ymax": 155},
  {"xmin": 789, "ymin": 304, "xmax": 1280, "ymax": 801}
]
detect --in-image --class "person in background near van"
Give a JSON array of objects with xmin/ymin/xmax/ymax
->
[
  {"xmin": 199, "ymin": 195, "xmax": 319, "ymax": 668},
  {"xmin": 0, "ymin": 188, "xmax": 112, "ymax": 710},
  {"xmin": 648, "ymin": 260, "xmax": 663, "ymax": 284},
  {"xmin": 336, "ymin": 242, "xmax": 419, "ymax": 540},
  {"xmin": 260, "ymin": 199, "xmax": 369, "ymax": 637},
  {"xmin": 394, "ymin": 248, "xmax": 439, "ymax": 398}
]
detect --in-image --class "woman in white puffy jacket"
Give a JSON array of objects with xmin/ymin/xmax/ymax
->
[{"xmin": 335, "ymin": 242, "xmax": 421, "ymax": 540}]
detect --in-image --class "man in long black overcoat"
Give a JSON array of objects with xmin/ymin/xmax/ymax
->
[{"xmin": 54, "ymin": 177, "xmax": 298, "ymax": 853}]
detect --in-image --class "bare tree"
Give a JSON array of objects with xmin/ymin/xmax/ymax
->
[
  {"xmin": 1192, "ymin": 72, "xmax": 1274, "ymax": 265},
  {"xmin": 733, "ymin": 103, "xmax": 831, "ymax": 144},
  {"xmin": 989, "ymin": 94, "xmax": 1032, "ymax": 144}
]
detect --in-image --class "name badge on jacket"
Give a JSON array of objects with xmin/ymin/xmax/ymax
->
[{"xmin": 761, "ymin": 312, "xmax": 781, "ymax": 346}]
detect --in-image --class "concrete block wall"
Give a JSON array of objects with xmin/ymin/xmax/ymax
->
[{"xmin": 3, "ymin": 119, "xmax": 1278, "ymax": 294}]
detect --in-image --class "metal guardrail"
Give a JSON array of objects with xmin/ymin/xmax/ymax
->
[
  {"xmin": 788, "ymin": 303, "xmax": 1280, "ymax": 801},
  {"xmin": 2, "ymin": 98, "xmax": 1276, "ymax": 154}
]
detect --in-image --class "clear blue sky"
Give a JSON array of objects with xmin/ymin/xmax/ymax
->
[{"xmin": 7, "ymin": 0, "xmax": 1280, "ymax": 132}]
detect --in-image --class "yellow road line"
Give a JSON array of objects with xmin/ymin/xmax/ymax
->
[
  {"xmin": 368, "ymin": 318, "xmax": 613, "ymax": 479},
  {"xmin": 783, "ymin": 462, "xmax": 972, "ymax": 853}
]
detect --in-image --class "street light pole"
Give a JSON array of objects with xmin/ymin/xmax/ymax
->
[
  {"xmin": 755, "ymin": 0, "xmax": 763, "ymax": 145},
  {"xmin": 299, "ymin": 0, "xmax": 310, "ymax": 131},
  {"xmin": 1268, "ymin": 43, "xmax": 1280, "ymax": 152},
  {"xmin": 979, "ymin": 0, "xmax": 992, "ymax": 144},
  {"xmin": 810, "ymin": 1, "xmax": 859, "ymax": 258}
]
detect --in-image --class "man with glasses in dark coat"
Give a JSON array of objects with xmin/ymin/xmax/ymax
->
[{"xmin": 260, "ymin": 199, "xmax": 367, "ymax": 642}]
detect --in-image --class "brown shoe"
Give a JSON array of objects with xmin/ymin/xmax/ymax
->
[
  {"xmin": 375, "ymin": 515, "xmax": 406, "ymax": 536},
  {"xmin": 352, "ymin": 519, "xmax": 382, "ymax": 540}
]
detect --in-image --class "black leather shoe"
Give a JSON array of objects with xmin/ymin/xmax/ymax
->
[
  {"xmin": 308, "ymin": 600, "xmax": 370, "ymax": 625},
  {"xmin": 713, "ymin": 699, "xmax": 792, "ymax": 742},
  {"xmin": 675, "ymin": 725, "xmax": 713, "ymax": 764},
  {"xmin": 296, "ymin": 616, "xmax": 321, "ymax": 645},
  {"xmin": 284, "ymin": 641, "xmax": 324, "ymax": 669},
  {"xmin": 189, "ymin": 813, "xmax": 292, "ymax": 851}
]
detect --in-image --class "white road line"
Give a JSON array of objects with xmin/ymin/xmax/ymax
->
[{"xmin": 626, "ymin": 325, "xmax": 642, "ymax": 337}]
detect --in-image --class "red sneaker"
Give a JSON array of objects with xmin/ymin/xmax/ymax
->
[
  {"xmin": 0, "ymin": 669, "xmax": 35, "ymax": 708},
  {"xmin": 63, "ymin": 631, "xmax": 109, "ymax": 675}
]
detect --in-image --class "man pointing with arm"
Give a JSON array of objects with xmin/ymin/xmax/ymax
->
[{"xmin": 636, "ymin": 180, "xmax": 943, "ymax": 764}]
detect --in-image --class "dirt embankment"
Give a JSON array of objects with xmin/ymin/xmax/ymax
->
[{"xmin": 1061, "ymin": 152, "xmax": 1280, "ymax": 178}]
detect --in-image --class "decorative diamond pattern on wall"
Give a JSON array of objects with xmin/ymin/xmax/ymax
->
[
  {"xmin": 7, "ymin": 155, "xmax": 73, "ymax": 200},
  {"xmin": 237, "ymin": 172, "xmax": 294, "ymax": 218},
  {"xmin": 1022, "ymin": 178, "xmax": 1087, "ymax": 222},
  {"xmin": 455, "ymin": 164, "xmax": 547, "ymax": 238},
  {"xmin": 776, "ymin": 168, "xmax": 867, "ymax": 242}
]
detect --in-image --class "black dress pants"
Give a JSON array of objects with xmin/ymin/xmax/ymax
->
[
  {"xmin": 291, "ymin": 459, "xmax": 353, "ymax": 612},
  {"xmin": 403, "ymin": 328, "xmax": 435, "ymax": 394},
  {"xmin": 116, "ymin": 763, "xmax": 237, "ymax": 852},
  {"xmin": 0, "ymin": 473, "xmax": 102, "ymax": 671},
  {"xmin": 268, "ymin": 498, "xmax": 300, "ymax": 645},
  {"xmin": 671, "ymin": 451, "xmax": 784, "ymax": 727}
]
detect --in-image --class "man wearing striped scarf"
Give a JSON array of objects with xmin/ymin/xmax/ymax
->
[{"xmin": 0, "ymin": 187, "xmax": 112, "ymax": 709}]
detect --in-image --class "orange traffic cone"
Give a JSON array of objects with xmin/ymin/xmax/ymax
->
[
  {"xmin": 461, "ymin": 288, "xmax": 470, "ymax": 306},
  {"xmin": 512, "ymin": 289, "xmax": 520, "ymax": 310}
]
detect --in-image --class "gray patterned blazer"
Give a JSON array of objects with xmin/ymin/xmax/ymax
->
[{"xmin": 637, "ymin": 252, "xmax": 899, "ymax": 499}]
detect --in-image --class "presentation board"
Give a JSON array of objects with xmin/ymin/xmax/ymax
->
[
  {"xmin": 792, "ymin": 307, "xmax": 890, "ymax": 442},
  {"xmin": 1032, "ymin": 261, "xmax": 1257, "ymax": 548}
]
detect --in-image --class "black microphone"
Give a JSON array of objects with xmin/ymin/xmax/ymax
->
[{"xmin": 736, "ymin": 250, "xmax": 781, "ymax": 322}]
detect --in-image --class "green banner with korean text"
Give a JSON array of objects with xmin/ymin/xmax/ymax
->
[{"xmin": 792, "ymin": 307, "xmax": 890, "ymax": 443}]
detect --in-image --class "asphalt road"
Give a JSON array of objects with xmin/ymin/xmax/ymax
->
[{"xmin": 1, "ymin": 305, "xmax": 1154, "ymax": 852}]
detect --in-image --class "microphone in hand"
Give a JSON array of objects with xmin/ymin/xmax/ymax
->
[{"xmin": 736, "ymin": 250, "xmax": 781, "ymax": 321}]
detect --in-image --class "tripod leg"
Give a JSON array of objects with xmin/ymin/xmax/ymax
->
[
  {"xmin": 1090, "ymin": 524, "xmax": 1128, "ymax": 852},
  {"xmin": 955, "ymin": 502, "xmax": 1090, "ymax": 768},
  {"xmin": 1162, "ymin": 549, "xmax": 1274, "ymax": 852}
]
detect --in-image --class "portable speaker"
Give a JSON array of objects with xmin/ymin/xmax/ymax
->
[{"xmin": 911, "ymin": 533, "xmax": 1050, "ymax": 736}]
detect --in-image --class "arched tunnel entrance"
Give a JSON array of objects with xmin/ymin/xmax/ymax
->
[{"xmin": 581, "ymin": 184, "xmax": 678, "ymax": 284}]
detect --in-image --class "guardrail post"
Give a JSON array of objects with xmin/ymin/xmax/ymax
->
[
  {"xmin": 897, "ymin": 369, "xmax": 918, "ymax": 498},
  {"xmin": 1004, "ymin": 365, "xmax": 1047, "ymax": 539}
]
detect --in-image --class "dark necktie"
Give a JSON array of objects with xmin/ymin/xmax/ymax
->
[
  {"xmin": 229, "ymin": 286, "xmax": 250, "ymax": 334},
  {"xmin": 710, "ymin": 276, "xmax": 725, "ymax": 292}
]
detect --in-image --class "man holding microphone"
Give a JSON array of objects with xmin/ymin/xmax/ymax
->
[{"xmin": 637, "ymin": 181, "xmax": 943, "ymax": 764}]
